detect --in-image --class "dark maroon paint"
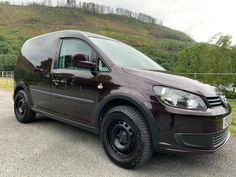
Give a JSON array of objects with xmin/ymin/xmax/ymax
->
[{"xmin": 14, "ymin": 30, "xmax": 232, "ymax": 153}]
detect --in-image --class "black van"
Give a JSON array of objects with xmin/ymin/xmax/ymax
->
[{"xmin": 14, "ymin": 30, "xmax": 232, "ymax": 168}]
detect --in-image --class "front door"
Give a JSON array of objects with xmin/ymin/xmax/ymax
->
[{"xmin": 51, "ymin": 38, "xmax": 97, "ymax": 125}]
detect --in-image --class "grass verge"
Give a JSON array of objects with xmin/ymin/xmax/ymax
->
[
  {"xmin": 229, "ymin": 100, "xmax": 236, "ymax": 134},
  {"xmin": 0, "ymin": 78, "xmax": 14, "ymax": 91}
]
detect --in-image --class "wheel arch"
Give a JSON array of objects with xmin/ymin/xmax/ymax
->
[
  {"xmin": 97, "ymin": 93, "xmax": 159, "ymax": 151},
  {"xmin": 14, "ymin": 82, "xmax": 33, "ymax": 105}
]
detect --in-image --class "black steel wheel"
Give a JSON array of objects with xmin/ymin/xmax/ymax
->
[
  {"xmin": 16, "ymin": 96, "xmax": 26, "ymax": 118},
  {"xmin": 100, "ymin": 106, "xmax": 152, "ymax": 169},
  {"xmin": 108, "ymin": 119, "xmax": 137, "ymax": 157},
  {"xmin": 14, "ymin": 90, "xmax": 35, "ymax": 123}
]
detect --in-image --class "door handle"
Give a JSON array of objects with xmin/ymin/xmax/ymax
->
[
  {"xmin": 97, "ymin": 83, "xmax": 103, "ymax": 89},
  {"xmin": 52, "ymin": 79, "xmax": 66, "ymax": 85},
  {"xmin": 53, "ymin": 79, "xmax": 60, "ymax": 86},
  {"xmin": 53, "ymin": 79, "xmax": 61, "ymax": 82}
]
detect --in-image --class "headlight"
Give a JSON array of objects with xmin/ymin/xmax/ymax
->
[{"xmin": 153, "ymin": 86, "xmax": 207, "ymax": 110}]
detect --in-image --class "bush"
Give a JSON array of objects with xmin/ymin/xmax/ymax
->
[{"xmin": 223, "ymin": 90, "xmax": 236, "ymax": 99}]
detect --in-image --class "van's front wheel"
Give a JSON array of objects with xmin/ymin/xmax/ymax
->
[
  {"xmin": 14, "ymin": 90, "xmax": 35, "ymax": 123},
  {"xmin": 100, "ymin": 106, "xmax": 152, "ymax": 169}
]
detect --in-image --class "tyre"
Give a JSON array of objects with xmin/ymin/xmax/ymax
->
[
  {"xmin": 100, "ymin": 105, "xmax": 153, "ymax": 169},
  {"xmin": 14, "ymin": 90, "xmax": 36, "ymax": 123}
]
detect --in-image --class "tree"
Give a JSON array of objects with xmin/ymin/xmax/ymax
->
[
  {"xmin": 175, "ymin": 34, "xmax": 235, "ymax": 88},
  {"xmin": 67, "ymin": 0, "xmax": 76, "ymax": 7},
  {"xmin": 216, "ymin": 35, "xmax": 232, "ymax": 48},
  {"xmin": 42, "ymin": 0, "xmax": 52, "ymax": 6}
]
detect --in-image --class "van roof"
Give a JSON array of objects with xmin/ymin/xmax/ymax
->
[{"xmin": 32, "ymin": 30, "xmax": 114, "ymax": 41}]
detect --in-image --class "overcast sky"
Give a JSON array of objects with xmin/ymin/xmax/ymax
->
[{"xmin": 8, "ymin": 0, "xmax": 236, "ymax": 44}]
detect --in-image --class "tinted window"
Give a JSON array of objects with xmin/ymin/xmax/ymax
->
[
  {"xmin": 90, "ymin": 37, "xmax": 165, "ymax": 71},
  {"xmin": 59, "ymin": 39, "xmax": 93, "ymax": 69}
]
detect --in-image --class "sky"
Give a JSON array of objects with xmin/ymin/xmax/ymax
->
[{"xmin": 7, "ymin": 0, "xmax": 236, "ymax": 44}]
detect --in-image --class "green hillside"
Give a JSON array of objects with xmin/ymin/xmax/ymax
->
[{"xmin": 0, "ymin": 3, "xmax": 194, "ymax": 71}]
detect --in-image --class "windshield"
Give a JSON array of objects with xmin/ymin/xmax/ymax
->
[{"xmin": 89, "ymin": 37, "xmax": 165, "ymax": 71}]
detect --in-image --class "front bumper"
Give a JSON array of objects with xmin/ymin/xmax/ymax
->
[
  {"xmin": 174, "ymin": 128, "xmax": 230, "ymax": 152},
  {"xmin": 148, "ymin": 101, "xmax": 232, "ymax": 153}
]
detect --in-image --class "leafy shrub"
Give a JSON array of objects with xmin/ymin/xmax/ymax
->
[{"xmin": 223, "ymin": 90, "xmax": 236, "ymax": 99}]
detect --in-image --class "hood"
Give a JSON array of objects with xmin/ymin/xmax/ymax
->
[{"xmin": 123, "ymin": 68, "xmax": 219, "ymax": 97}]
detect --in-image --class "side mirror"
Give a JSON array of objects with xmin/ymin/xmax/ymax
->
[{"xmin": 71, "ymin": 53, "xmax": 95, "ymax": 70}]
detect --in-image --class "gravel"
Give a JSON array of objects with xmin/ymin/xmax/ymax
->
[{"xmin": 0, "ymin": 89, "xmax": 236, "ymax": 177}]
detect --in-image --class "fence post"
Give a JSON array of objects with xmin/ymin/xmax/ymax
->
[
  {"xmin": 6, "ymin": 71, "xmax": 8, "ymax": 86},
  {"xmin": 11, "ymin": 71, "xmax": 14, "ymax": 87}
]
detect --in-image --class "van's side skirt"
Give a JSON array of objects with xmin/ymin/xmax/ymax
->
[{"xmin": 32, "ymin": 106, "xmax": 99, "ymax": 134}]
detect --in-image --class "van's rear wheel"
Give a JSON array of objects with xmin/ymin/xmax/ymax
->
[
  {"xmin": 100, "ymin": 106, "xmax": 152, "ymax": 169},
  {"xmin": 14, "ymin": 90, "xmax": 35, "ymax": 123}
]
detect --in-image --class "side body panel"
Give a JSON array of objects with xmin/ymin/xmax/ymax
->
[{"xmin": 51, "ymin": 69, "xmax": 97, "ymax": 125}]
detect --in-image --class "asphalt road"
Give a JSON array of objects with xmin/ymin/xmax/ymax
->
[{"xmin": 0, "ymin": 89, "xmax": 236, "ymax": 177}]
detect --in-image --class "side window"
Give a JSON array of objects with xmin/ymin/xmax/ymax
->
[
  {"xmin": 59, "ymin": 39, "xmax": 93, "ymax": 69},
  {"xmin": 98, "ymin": 58, "xmax": 109, "ymax": 72}
]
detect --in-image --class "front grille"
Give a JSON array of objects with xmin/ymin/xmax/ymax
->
[
  {"xmin": 212, "ymin": 129, "xmax": 229, "ymax": 148},
  {"xmin": 206, "ymin": 97, "xmax": 223, "ymax": 107}
]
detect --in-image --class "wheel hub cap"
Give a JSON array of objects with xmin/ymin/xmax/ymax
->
[{"xmin": 118, "ymin": 130, "xmax": 128, "ymax": 144}]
